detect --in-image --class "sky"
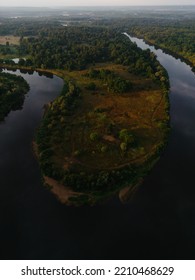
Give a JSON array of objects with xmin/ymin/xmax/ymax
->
[{"xmin": 0, "ymin": 0, "xmax": 195, "ymax": 6}]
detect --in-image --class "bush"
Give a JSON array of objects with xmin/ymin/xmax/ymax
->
[
  {"xmin": 119, "ymin": 129, "xmax": 134, "ymax": 144},
  {"xmin": 120, "ymin": 142, "xmax": 127, "ymax": 152},
  {"xmin": 90, "ymin": 132, "xmax": 99, "ymax": 141}
]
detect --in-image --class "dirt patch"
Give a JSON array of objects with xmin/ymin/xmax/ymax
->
[
  {"xmin": 44, "ymin": 176, "xmax": 84, "ymax": 205},
  {"xmin": 103, "ymin": 134, "xmax": 117, "ymax": 142},
  {"xmin": 119, "ymin": 179, "xmax": 143, "ymax": 203}
]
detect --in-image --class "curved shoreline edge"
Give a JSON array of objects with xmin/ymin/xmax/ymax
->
[{"xmin": 128, "ymin": 32, "xmax": 195, "ymax": 74}]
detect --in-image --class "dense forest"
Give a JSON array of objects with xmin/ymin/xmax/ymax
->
[{"xmin": 1, "ymin": 24, "xmax": 168, "ymax": 87}]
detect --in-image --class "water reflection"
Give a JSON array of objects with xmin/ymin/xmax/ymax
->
[
  {"xmin": 125, "ymin": 34, "xmax": 195, "ymax": 258},
  {"xmin": 0, "ymin": 70, "xmax": 63, "ymax": 204}
]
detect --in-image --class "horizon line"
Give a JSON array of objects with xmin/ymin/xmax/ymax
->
[{"xmin": 0, "ymin": 4, "xmax": 195, "ymax": 7}]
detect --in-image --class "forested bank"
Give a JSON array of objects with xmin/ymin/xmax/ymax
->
[
  {"xmin": 0, "ymin": 72, "xmax": 30, "ymax": 121},
  {"xmin": 126, "ymin": 19, "xmax": 195, "ymax": 70}
]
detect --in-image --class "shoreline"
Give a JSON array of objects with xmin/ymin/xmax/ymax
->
[{"xmin": 128, "ymin": 32, "xmax": 195, "ymax": 74}]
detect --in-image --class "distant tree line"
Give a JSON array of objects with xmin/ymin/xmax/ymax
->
[{"xmin": 126, "ymin": 18, "xmax": 195, "ymax": 68}]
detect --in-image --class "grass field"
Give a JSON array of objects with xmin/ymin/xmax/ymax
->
[
  {"xmin": 49, "ymin": 64, "xmax": 168, "ymax": 171},
  {"xmin": 0, "ymin": 35, "xmax": 20, "ymax": 45}
]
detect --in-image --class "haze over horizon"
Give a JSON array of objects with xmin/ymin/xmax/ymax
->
[{"xmin": 0, "ymin": 0, "xmax": 195, "ymax": 7}]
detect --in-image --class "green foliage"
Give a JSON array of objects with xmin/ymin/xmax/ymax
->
[
  {"xmin": 90, "ymin": 132, "xmax": 99, "ymax": 141},
  {"xmin": 0, "ymin": 72, "xmax": 30, "ymax": 121},
  {"xmin": 86, "ymin": 68, "xmax": 132, "ymax": 93},
  {"xmin": 108, "ymin": 76, "xmax": 132, "ymax": 93},
  {"xmin": 120, "ymin": 142, "xmax": 127, "ymax": 152},
  {"xmin": 119, "ymin": 129, "xmax": 134, "ymax": 145},
  {"xmin": 0, "ymin": 21, "xmax": 168, "ymax": 85},
  {"xmin": 128, "ymin": 18, "xmax": 195, "ymax": 70},
  {"xmin": 101, "ymin": 145, "xmax": 107, "ymax": 153}
]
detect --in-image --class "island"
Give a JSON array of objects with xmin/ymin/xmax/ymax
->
[{"xmin": 33, "ymin": 31, "xmax": 169, "ymax": 206}]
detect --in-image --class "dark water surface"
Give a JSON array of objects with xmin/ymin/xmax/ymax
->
[{"xmin": 1, "ymin": 36, "xmax": 195, "ymax": 259}]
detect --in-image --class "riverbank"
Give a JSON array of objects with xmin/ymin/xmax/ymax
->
[
  {"xmin": 0, "ymin": 71, "xmax": 30, "ymax": 121},
  {"xmin": 128, "ymin": 32, "xmax": 195, "ymax": 73}
]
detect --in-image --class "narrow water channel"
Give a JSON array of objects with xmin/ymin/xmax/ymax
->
[
  {"xmin": 1, "ymin": 35, "xmax": 195, "ymax": 259},
  {"xmin": 125, "ymin": 34, "xmax": 195, "ymax": 258}
]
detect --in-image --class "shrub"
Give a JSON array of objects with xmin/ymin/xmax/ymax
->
[
  {"xmin": 120, "ymin": 142, "xmax": 127, "ymax": 152},
  {"xmin": 90, "ymin": 132, "xmax": 99, "ymax": 141},
  {"xmin": 119, "ymin": 129, "xmax": 134, "ymax": 144}
]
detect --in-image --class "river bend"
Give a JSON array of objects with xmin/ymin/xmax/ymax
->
[{"xmin": 1, "ymin": 36, "xmax": 195, "ymax": 259}]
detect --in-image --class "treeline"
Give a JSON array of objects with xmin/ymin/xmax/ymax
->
[
  {"xmin": 36, "ymin": 80, "xmax": 81, "ymax": 180},
  {"xmin": 0, "ymin": 44, "xmax": 17, "ymax": 56},
  {"xmin": 0, "ymin": 18, "xmax": 60, "ymax": 36},
  {"xmin": 0, "ymin": 72, "xmax": 30, "ymax": 121},
  {"xmin": 19, "ymin": 26, "xmax": 115, "ymax": 69}
]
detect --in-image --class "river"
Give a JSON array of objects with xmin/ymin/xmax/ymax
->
[{"xmin": 1, "ymin": 35, "xmax": 195, "ymax": 259}]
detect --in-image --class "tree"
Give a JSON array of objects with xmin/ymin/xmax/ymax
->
[
  {"xmin": 90, "ymin": 132, "xmax": 99, "ymax": 141},
  {"xmin": 119, "ymin": 129, "xmax": 134, "ymax": 145},
  {"xmin": 120, "ymin": 142, "xmax": 127, "ymax": 152}
]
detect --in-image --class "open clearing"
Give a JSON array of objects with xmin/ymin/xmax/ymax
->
[
  {"xmin": 0, "ymin": 36, "xmax": 20, "ymax": 45},
  {"xmin": 46, "ymin": 63, "xmax": 168, "ymax": 171}
]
